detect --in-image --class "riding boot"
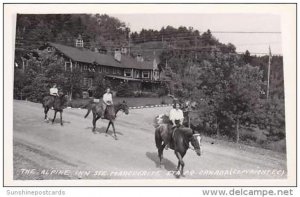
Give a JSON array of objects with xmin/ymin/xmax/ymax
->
[
  {"xmin": 101, "ymin": 104, "xmax": 106, "ymax": 119},
  {"xmin": 165, "ymin": 126, "xmax": 176, "ymax": 150}
]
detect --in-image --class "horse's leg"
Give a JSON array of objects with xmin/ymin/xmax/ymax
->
[
  {"xmin": 178, "ymin": 152, "xmax": 185, "ymax": 176},
  {"xmin": 111, "ymin": 121, "xmax": 117, "ymax": 140},
  {"xmin": 60, "ymin": 111, "xmax": 63, "ymax": 126},
  {"xmin": 44, "ymin": 107, "xmax": 49, "ymax": 121},
  {"xmin": 175, "ymin": 151, "xmax": 185, "ymax": 177},
  {"xmin": 105, "ymin": 121, "xmax": 111, "ymax": 137},
  {"xmin": 92, "ymin": 113, "xmax": 97, "ymax": 133},
  {"xmin": 94, "ymin": 115, "xmax": 101, "ymax": 133},
  {"xmin": 177, "ymin": 161, "xmax": 181, "ymax": 170},
  {"xmin": 158, "ymin": 143, "xmax": 166, "ymax": 167},
  {"xmin": 52, "ymin": 111, "xmax": 57, "ymax": 124}
]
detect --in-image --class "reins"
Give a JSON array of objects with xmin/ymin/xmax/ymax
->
[{"xmin": 189, "ymin": 134, "xmax": 201, "ymax": 152}]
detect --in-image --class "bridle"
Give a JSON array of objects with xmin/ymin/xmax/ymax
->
[
  {"xmin": 189, "ymin": 134, "xmax": 202, "ymax": 152},
  {"xmin": 118, "ymin": 103, "xmax": 128, "ymax": 114}
]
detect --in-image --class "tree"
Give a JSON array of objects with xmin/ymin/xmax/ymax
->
[
  {"xmin": 243, "ymin": 50, "xmax": 252, "ymax": 64},
  {"xmin": 255, "ymin": 98, "xmax": 285, "ymax": 140},
  {"xmin": 222, "ymin": 64, "xmax": 264, "ymax": 143},
  {"xmin": 13, "ymin": 68, "xmax": 26, "ymax": 100},
  {"xmin": 92, "ymin": 73, "xmax": 110, "ymax": 98},
  {"xmin": 64, "ymin": 67, "xmax": 83, "ymax": 100}
]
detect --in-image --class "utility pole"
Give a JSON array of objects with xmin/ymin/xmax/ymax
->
[
  {"xmin": 128, "ymin": 33, "xmax": 131, "ymax": 56},
  {"xmin": 127, "ymin": 23, "xmax": 131, "ymax": 56},
  {"xmin": 266, "ymin": 46, "xmax": 272, "ymax": 100},
  {"xmin": 195, "ymin": 36, "xmax": 198, "ymax": 60}
]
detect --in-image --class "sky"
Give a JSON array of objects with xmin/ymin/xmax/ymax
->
[{"xmin": 111, "ymin": 14, "xmax": 282, "ymax": 56}]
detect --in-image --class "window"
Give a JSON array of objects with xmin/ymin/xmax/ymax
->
[
  {"xmin": 124, "ymin": 69, "xmax": 132, "ymax": 77},
  {"xmin": 104, "ymin": 67, "xmax": 110, "ymax": 73},
  {"xmin": 83, "ymin": 78, "xmax": 93, "ymax": 87},
  {"xmin": 83, "ymin": 65, "xmax": 88, "ymax": 71},
  {"xmin": 142, "ymin": 71, "xmax": 150, "ymax": 78},
  {"xmin": 65, "ymin": 62, "xmax": 71, "ymax": 71},
  {"xmin": 113, "ymin": 68, "xmax": 117, "ymax": 74},
  {"xmin": 98, "ymin": 66, "xmax": 102, "ymax": 73},
  {"xmin": 153, "ymin": 70, "xmax": 159, "ymax": 80},
  {"xmin": 76, "ymin": 39, "xmax": 84, "ymax": 48},
  {"xmin": 47, "ymin": 47, "xmax": 54, "ymax": 52},
  {"xmin": 135, "ymin": 70, "xmax": 140, "ymax": 78}
]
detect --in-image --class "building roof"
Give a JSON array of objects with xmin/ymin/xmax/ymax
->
[{"xmin": 48, "ymin": 42, "xmax": 154, "ymax": 70}]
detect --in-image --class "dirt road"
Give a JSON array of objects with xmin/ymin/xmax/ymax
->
[{"xmin": 13, "ymin": 100, "xmax": 287, "ymax": 180}]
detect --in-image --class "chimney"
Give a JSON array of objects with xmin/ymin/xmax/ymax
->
[
  {"xmin": 136, "ymin": 54, "xmax": 144, "ymax": 62},
  {"xmin": 75, "ymin": 35, "xmax": 84, "ymax": 48},
  {"xmin": 114, "ymin": 49, "xmax": 121, "ymax": 62},
  {"xmin": 121, "ymin": 47, "xmax": 127, "ymax": 54}
]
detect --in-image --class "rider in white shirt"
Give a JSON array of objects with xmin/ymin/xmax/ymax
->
[
  {"xmin": 169, "ymin": 103, "xmax": 184, "ymax": 127},
  {"xmin": 101, "ymin": 87, "xmax": 113, "ymax": 118},
  {"xmin": 50, "ymin": 84, "xmax": 58, "ymax": 97}
]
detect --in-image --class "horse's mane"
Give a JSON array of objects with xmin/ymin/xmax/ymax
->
[
  {"xmin": 114, "ymin": 102, "xmax": 126, "ymax": 110},
  {"xmin": 115, "ymin": 102, "xmax": 123, "ymax": 107}
]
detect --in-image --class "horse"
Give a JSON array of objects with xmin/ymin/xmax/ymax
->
[
  {"xmin": 84, "ymin": 101, "xmax": 129, "ymax": 140},
  {"xmin": 155, "ymin": 124, "xmax": 202, "ymax": 178},
  {"xmin": 42, "ymin": 93, "xmax": 68, "ymax": 126}
]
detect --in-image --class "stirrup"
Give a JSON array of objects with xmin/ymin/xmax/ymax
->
[{"xmin": 165, "ymin": 144, "xmax": 169, "ymax": 150}]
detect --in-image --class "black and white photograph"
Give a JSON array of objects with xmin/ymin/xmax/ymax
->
[{"xmin": 3, "ymin": 3, "xmax": 296, "ymax": 187}]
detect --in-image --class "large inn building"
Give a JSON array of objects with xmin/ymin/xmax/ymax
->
[{"xmin": 19, "ymin": 36, "xmax": 167, "ymax": 97}]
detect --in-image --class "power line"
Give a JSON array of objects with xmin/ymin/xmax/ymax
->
[
  {"xmin": 209, "ymin": 31, "xmax": 281, "ymax": 34},
  {"xmin": 16, "ymin": 42, "xmax": 281, "ymax": 56}
]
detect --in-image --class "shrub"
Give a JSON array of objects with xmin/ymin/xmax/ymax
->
[
  {"xmin": 116, "ymin": 83, "xmax": 135, "ymax": 97},
  {"xmin": 140, "ymin": 91, "xmax": 158, "ymax": 97},
  {"xmin": 157, "ymin": 87, "xmax": 168, "ymax": 97},
  {"xmin": 266, "ymin": 139, "xmax": 286, "ymax": 153},
  {"xmin": 68, "ymin": 98, "xmax": 93, "ymax": 108}
]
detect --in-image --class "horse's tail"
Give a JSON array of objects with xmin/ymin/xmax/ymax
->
[
  {"xmin": 42, "ymin": 96, "xmax": 49, "ymax": 108},
  {"xmin": 84, "ymin": 107, "xmax": 91, "ymax": 118},
  {"xmin": 155, "ymin": 127, "xmax": 162, "ymax": 149}
]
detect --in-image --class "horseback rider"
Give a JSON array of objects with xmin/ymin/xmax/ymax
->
[
  {"xmin": 50, "ymin": 83, "xmax": 59, "ymax": 97},
  {"xmin": 170, "ymin": 102, "xmax": 184, "ymax": 128},
  {"xmin": 165, "ymin": 102, "xmax": 184, "ymax": 150},
  {"xmin": 101, "ymin": 87, "xmax": 113, "ymax": 119}
]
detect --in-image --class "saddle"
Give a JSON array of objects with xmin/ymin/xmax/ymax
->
[
  {"xmin": 45, "ymin": 95, "xmax": 56, "ymax": 107},
  {"xmin": 103, "ymin": 105, "xmax": 116, "ymax": 119}
]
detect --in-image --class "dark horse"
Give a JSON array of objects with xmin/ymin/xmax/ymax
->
[
  {"xmin": 155, "ymin": 124, "xmax": 202, "ymax": 177},
  {"xmin": 42, "ymin": 93, "xmax": 68, "ymax": 126},
  {"xmin": 84, "ymin": 101, "xmax": 129, "ymax": 140}
]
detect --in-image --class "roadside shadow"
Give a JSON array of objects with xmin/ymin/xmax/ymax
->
[
  {"xmin": 46, "ymin": 119, "xmax": 71, "ymax": 124},
  {"xmin": 85, "ymin": 126, "xmax": 124, "ymax": 137},
  {"xmin": 146, "ymin": 152, "xmax": 177, "ymax": 171}
]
